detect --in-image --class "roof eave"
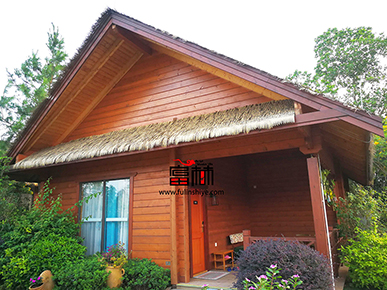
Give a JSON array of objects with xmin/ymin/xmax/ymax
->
[{"xmin": 7, "ymin": 10, "xmax": 116, "ymax": 160}]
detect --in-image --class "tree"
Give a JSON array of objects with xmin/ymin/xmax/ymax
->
[
  {"xmin": 287, "ymin": 27, "xmax": 387, "ymax": 194},
  {"xmin": 373, "ymin": 117, "xmax": 387, "ymax": 193},
  {"xmin": 0, "ymin": 24, "xmax": 67, "ymax": 153},
  {"xmin": 288, "ymin": 27, "xmax": 387, "ymax": 116}
]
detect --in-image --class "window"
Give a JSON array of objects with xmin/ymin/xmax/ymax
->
[{"xmin": 80, "ymin": 178, "xmax": 130, "ymax": 255}]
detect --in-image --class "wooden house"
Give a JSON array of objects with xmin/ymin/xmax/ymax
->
[{"xmin": 7, "ymin": 9, "xmax": 384, "ymax": 285}]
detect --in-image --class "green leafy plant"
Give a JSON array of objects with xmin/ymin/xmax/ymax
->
[
  {"xmin": 2, "ymin": 233, "xmax": 86, "ymax": 289},
  {"xmin": 29, "ymin": 275, "xmax": 43, "ymax": 288},
  {"xmin": 0, "ymin": 156, "xmax": 31, "ymax": 231},
  {"xmin": 0, "ymin": 178, "xmax": 100, "ymax": 290},
  {"xmin": 99, "ymin": 242, "xmax": 129, "ymax": 268},
  {"xmin": 341, "ymin": 227, "xmax": 387, "ymax": 289},
  {"xmin": 53, "ymin": 256, "xmax": 109, "ymax": 290},
  {"xmin": 122, "ymin": 258, "xmax": 171, "ymax": 290},
  {"xmin": 321, "ymin": 169, "xmax": 336, "ymax": 204},
  {"xmin": 242, "ymin": 264, "xmax": 303, "ymax": 290},
  {"xmin": 373, "ymin": 117, "xmax": 387, "ymax": 194},
  {"xmin": 332, "ymin": 183, "xmax": 386, "ymax": 239}
]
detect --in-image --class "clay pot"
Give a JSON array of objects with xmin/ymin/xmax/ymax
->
[
  {"xmin": 29, "ymin": 270, "xmax": 54, "ymax": 290},
  {"xmin": 106, "ymin": 265, "xmax": 125, "ymax": 288}
]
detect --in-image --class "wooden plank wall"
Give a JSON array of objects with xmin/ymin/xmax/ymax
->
[
  {"xmin": 41, "ymin": 149, "xmax": 172, "ymax": 268},
  {"xmin": 201, "ymin": 149, "xmax": 337, "ymax": 254},
  {"xmin": 206, "ymin": 157, "xmax": 249, "ymax": 261},
  {"xmin": 246, "ymin": 150, "xmax": 336, "ymax": 237},
  {"xmin": 65, "ymin": 53, "xmax": 271, "ymax": 141},
  {"xmin": 195, "ymin": 149, "xmax": 337, "ymax": 271},
  {"xmin": 247, "ymin": 150, "xmax": 315, "ymax": 237}
]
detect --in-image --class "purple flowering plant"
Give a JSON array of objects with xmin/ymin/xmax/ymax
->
[
  {"xmin": 99, "ymin": 241, "xmax": 130, "ymax": 267},
  {"xmin": 242, "ymin": 265, "xmax": 302, "ymax": 290},
  {"xmin": 29, "ymin": 275, "xmax": 43, "ymax": 288}
]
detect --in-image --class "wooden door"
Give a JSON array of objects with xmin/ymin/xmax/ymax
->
[{"xmin": 191, "ymin": 195, "xmax": 206, "ymax": 275}]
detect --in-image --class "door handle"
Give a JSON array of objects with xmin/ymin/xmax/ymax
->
[{"xmin": 201, "ymin": 221, "xmax": 204, "ymax": 233}]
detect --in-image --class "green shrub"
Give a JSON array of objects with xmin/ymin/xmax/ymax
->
[
  {"xmin": 333, "ymin": 183, "xmax": 387, "ymax": 239},
  {"xmin": 122, "ymin": 258, "xmax": 170, "ymax": 290},
  {"xmin": 0, "ymin": 179, "xmax": 92, "ymax": 289},
  {"xmin": 341, "ymin": 228, "xmax": 387, "ymax": 290},
  {"xmin": 0, "ymin": 157, "xmax": 32, "ymax": 282},
  {"xmin": 235, "ymin": 239, "xmax": 333, "ymax": 290},
  {"xmin": 0, "ymin": 180, "xmax": 81, "ymax": 252},
  {"xmin": 53, "ymin": 256, "xmax": 108, "ymax": 290},
  {"xmin": 0, "ymin": 156, "xmax": 31, "ymax": 227},
  {"xmin": 1, "ymin": 233, "xmax": 86, "ymax": 290}
]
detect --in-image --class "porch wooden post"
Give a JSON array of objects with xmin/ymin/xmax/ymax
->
[
  {"xmin": 243, "ymin": 229, "xmax": 251, "ymax": 250},
  {"xmin": 306, "ymin": 157, "xmax": 330, "ymax": 257},
  {"xmin": 169, "ymin": 149, "xmax": 178, "ymax": 285}
]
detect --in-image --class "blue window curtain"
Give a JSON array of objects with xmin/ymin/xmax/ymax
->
[
  {"xmin": 81, "ymin": 178, "xmax": 130, "ymax": 255},
  {"xmin": 105, "ymin": 179, "xmax": 129, "ymax": 252}
]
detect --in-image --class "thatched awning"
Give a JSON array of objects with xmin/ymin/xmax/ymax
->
[{"xmin": 12, "ymin": 99, "xmax": 295, "ymax": 170}]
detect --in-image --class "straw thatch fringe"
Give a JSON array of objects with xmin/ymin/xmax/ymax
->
[{"xmin": 13, "ymin": 100, "xmax": 295, "ymax": 170}]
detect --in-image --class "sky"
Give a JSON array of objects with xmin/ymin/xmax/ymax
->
[{"xmin": 1, "ymin": 0, "xmax": 387, "ymax": 93}]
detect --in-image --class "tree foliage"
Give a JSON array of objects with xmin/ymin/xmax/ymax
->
[
  {"xmin": 288, "ymin": 27, "xmax": 387, "ymax": 116},
  {"xmin": 0, "ymin": 24, "xmax": 67, "ymax": 153},
  {"xmin": 373, "ymin": 118, "xmax": 387, "ymax": 192}
]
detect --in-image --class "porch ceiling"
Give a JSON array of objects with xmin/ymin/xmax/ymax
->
[{"xmin": 320, "ymin": 121, "xmax": 372, "ymax": 185}]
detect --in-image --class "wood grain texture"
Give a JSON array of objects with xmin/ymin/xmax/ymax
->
[
  {"xmin": 198, "ymin": 150, "xmax": 334, "ymax": 269},
  {"xmin": 66, "ymin": 53, "xmax": 270, "ymax": 141},
  {"xmin": 42, "ymin": 149, "xmax": 173, "ymax": 271},
  {"xmin": 307, "ymin": 157, "xmax": 330, "ymax": 257},
  {"xmin": 23, "ymin": 30, "xmax": 142, "ymax": 153}
]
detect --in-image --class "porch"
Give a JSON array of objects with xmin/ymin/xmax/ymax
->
[{"xmin": 184, "ymin": 149, "xmax": 341, "ymax": 283}]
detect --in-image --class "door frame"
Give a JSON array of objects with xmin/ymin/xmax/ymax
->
[{"xmin": 189, "ymin": 193, "xmax": 209, "ymax": 277}]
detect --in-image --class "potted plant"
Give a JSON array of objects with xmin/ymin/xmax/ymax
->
[
  {"xmin": 29, "ymin": 276, "xmax": 43, "ymax": 290},
  {"xmin": 99, "ymin": 242, "xmax": 130, "ymax": 288},
  {"xmin": 29, "ymin": 270, "xmax": 54, "ymax": 290}
]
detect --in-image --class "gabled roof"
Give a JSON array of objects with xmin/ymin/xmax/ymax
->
[{"xmin": 7, "ymin": 9, "xmax": 384, "ymax": 184}]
